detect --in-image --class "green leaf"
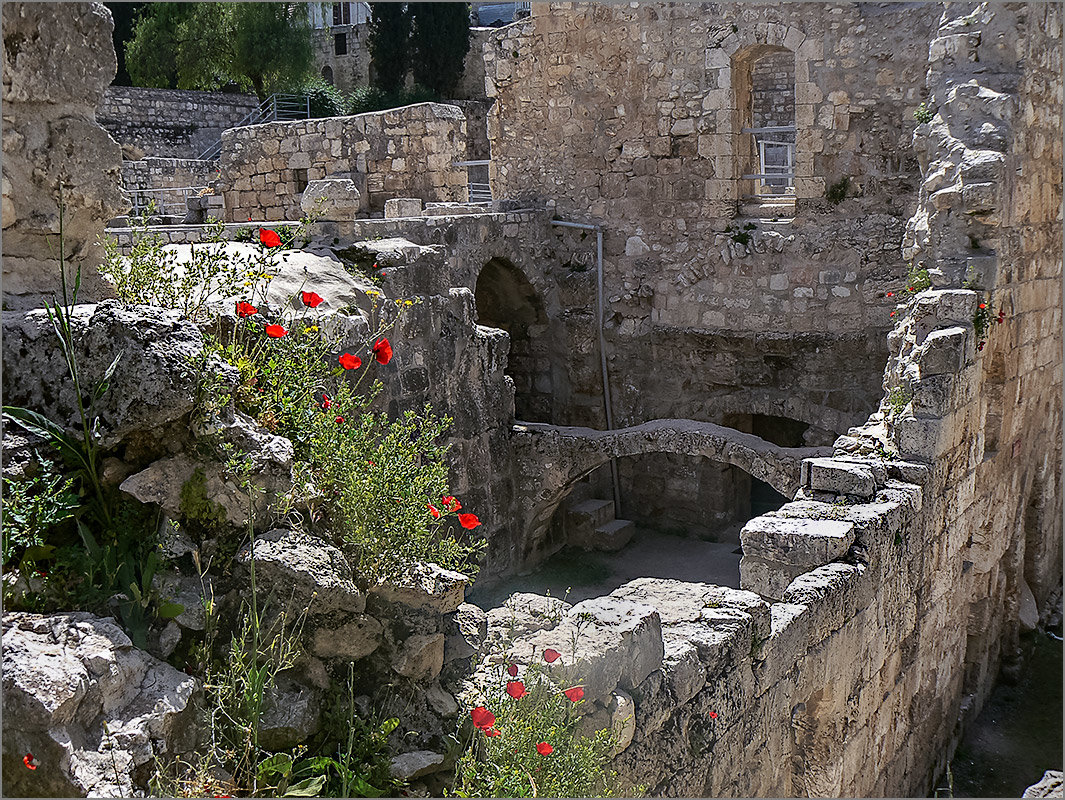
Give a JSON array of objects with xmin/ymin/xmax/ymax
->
[
  {"xmin": 284, "ymin": 775, "xmax": 327, "ymax": 797},
  {"xmin": 378, "ymin": 717, "xmax": 400, "ymax": 736},
  {"xmin": 156, "ymin": 601, "xmax": 185, "ymax": 620},
  {"xmin": 19, "ymin": 545, "xmax": 57, "ymax": 565},
  {"xmin": 347, "ymin": 776, "xmax": 386, "ymax": 798},
  {"xmin": 258, "ymin": 752, "xmax": 294, "ymax": 779},
  {"xmin": 3, "ymin": 407, "xmax": 89, "ymax": 470},
  {"xmin": 77, "ymin": 520, "xmax": 103, "ymax": 561}
]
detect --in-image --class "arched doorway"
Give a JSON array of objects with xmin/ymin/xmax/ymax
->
[
  {"xmin": 321, "ymin": 65, "xmax": 334, "ymax": 85},
  {"xmin": 474, "ymin": 258, "xmax": 552, "ymax": 422}
]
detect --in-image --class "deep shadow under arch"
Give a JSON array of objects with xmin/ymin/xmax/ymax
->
[{"xmin": 475, "ymin": 257, "xmax": 553, "ymax": 422}]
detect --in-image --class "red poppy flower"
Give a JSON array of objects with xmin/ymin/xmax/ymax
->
[
  {"xmin": 339, "ymin": 352, "xmax": 362, "ymax": 370},
  {"xmin": 259, "ymin": 228, "xmax": 282, "ymax": 247},
  {"xmin": 563, "ymin": 686, "xmax": 584, "ymax": 702},
  {"xmin": 536, "ymin": 742, "xmax": 553, "ymax": 756},
  {"xmin": 507, "ymin": 663, "xmax": 519, "ymax": 677},
  {"xmin": 470, "ymin": 707, "xmax": 495, "ymax": 730},
  {"xmin": 372, "ymin": 338, "xmax": 393, "ymax": 365},
  {"xmin": 265, "ymin": 324, "xmax": 287, "ymax": 338},
  {"xmin": 484, "ymin": 728, "xmax": 502, "ymax": 738},
  {"xmin": 890, "ymin": 311, "xmax": 897, "ymax": 317},
  {"xmin": 506, "ymin": 681, "xmax": 527, "ymax": 699},
  {"xmin": 908, "ymin": 286, "xmax": 915, "ymax": 292},
  {"xmin": 336, "ymin": 416, "xmax": 345, "ymax": 424},
  {"xmin": 372, "ymin": 262, "xmax": 378, "ymax": 270},
  {"xmin": 236, "ymin": 301, "xmax": 258, "ymax": 318},
  {"xmin": 443, "ymin": 496, "xmax": 461, "ymax": 511},
  {"xmin": 301, "ymin": 291, "xmax": 324, "ymax": 308},
  {"xmin": 708, "ymin": 711, "xmax": 718, "ymax": 719},
  {"xmin": 543, "ymin": 648, "xmax": 561, "ymax": 663},
  {"xmin": 23, "ymin": 753, "xmax": 37, "ymax": 770},
  {"xmin": 428, "ymin": 504, "xmax": 441, "ymax": 519},
  {"xmin": 458, "ymin": 513, "xmax": 481, "ymax": 529},
  {"xmin": 977, "ymin": 341, "xmax": 985, "ymax": 351},
  {"xmin": 886, "ymin": 292, "xmax": 894, "ymax": 297},
  {"xmin": 979, "ymin": 303, "xmax": 986, "ymax": 309},
  {"xmin": 321, "ymin": 394, "xmax": 331, "ymax": 409}
]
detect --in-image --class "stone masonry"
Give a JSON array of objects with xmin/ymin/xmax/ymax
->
[
  {"xmin": 219, "ymin": 103, "xmax": 468, "ymax": 221},
  {"xmin": 96, "ymin": 86, "xmax": 259, "ymax": 160},
  {"xmin": 2, "ymin": 2, "xmax": 126, "ymax": 309}
]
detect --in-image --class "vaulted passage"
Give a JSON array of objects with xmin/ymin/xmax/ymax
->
[{"xmin": 474, "ymin": 258, "xmax": 552, "ymax": 422}]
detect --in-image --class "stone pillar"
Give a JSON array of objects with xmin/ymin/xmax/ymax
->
[{"xmin": 2, "ymin": 2, "xmax": 126, "ymax": 309}]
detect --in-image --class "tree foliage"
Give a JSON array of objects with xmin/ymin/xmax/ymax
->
[
  {"xmin": 125, "ymin": 3, "xmax": 314, "ymax": 100},
  {"xmin": 409, "ymin": 3, "xmax": 471, "ymax": 98},
  {"xmin": 367, "ymin": 3, "xmax": 411, "ymax": 95}
]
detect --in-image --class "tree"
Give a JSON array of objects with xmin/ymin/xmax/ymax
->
[
  {"xmin": 103, "ymin": 3, "xmax": 150, "ymax": 86},
  {"xmin": 125, "ymin": 3, "xmax": 314, "ymax": 101},
  {"xmin": 408, "ymin": 3, "xmax": 471, "ymax": 98},
  {"xmin": 367, "ymin": 3, "xmax": 411, "ymax": 95}
]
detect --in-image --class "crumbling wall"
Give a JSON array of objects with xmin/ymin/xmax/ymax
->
[
  {"xmin": 120, "ymin": 158, "xmax": 219, "ymax": 218},
  {"xmin": 96, "ymin": 86, "xmax": 259, "ymax": 159},
  {"xmin": 479, "ymin": 2, "xmax": 940, "ymax": 486},
  {"xmin": 220, "ymin": 103, "xmax": 468, "ymax": 221},
  {"xmin": 2, "ymin": 2, "xmax": 126, "ymax": 309}
]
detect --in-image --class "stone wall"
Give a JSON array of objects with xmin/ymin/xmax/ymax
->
[
  {"xmin": 452, "ymin": 27, "xmax": 497, "ymax": 100},
  {"xmin": 120, "ymin": 158, "xmax": 218, "ymax": 217},
  {"xmin": 219, "ymin": 103, "xmax": 468, "ymax": 221},
  {"xmin": 97, "ymin": 86, "xmax": 259, "ymax": 160},
  {"xmin": 2, "ymin": 2, "xmax": 126, "ymax": 309},
  {"xmin": 311, "ymin": 22, "xmax": 371, "ymax": 93},
  {"xmin": 751, "ymin": 48, "xmax": 795, "ymax": 129}
]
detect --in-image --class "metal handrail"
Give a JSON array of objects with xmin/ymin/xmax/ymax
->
[{"xmin": 198, "ymin": 93, "xmax": 312, "ymax": 160}]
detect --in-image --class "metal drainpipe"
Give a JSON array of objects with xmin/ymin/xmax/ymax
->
[{"xmin": 550, "ymin": 218, "xmax": 621, "ymax": 519}]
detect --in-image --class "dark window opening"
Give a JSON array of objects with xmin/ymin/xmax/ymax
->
[
  {"xmin": 294, "ymin": 169, "xmax": 309, "ymax": 193},
  {"xmin": 332, "ymin": 2, "xmax": 351, "ymax": 26},
  {"xmin": 334, "ymin": 32, "xmax": 347, "ymax": 56},
  {"xmin": 474, "ymin": 258, "xmax": 551, "ymax": 423}
]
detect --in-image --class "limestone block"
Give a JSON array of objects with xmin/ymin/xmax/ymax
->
[
  {"xmin": 961, "ymin": 181, "xmax": 997, "ymax": 214},
  {"xmin": 300, "ymin": 178, "xmax": 363, "ymax": 219},
  {"xmin": 893, "ymin": 415, "xmax": 944, "ymax": 461},
  {"xmin": 392, "ymin": 633, "xmax": 445, "ymax": 680},
  {"xmin": 2, "ymin": 302, "xmax": 203, "ymax": 448},
  {"xmin": 234, "ymin": 528, "xmax": 362, "ymax": 614},
  {"xmin": 576, "ymin": 689, "xmax": 637, "ymax": 755},
  {"xmin": 625, "ymin": 235, "xmax": 651, "ymax": 256},
  {"xmin": 369, "ymin": 562, "xmax": 469, "ymax": 613},
  {"xmin": 524, "ymin": 596, "xmax": 664, "ymax": 707},
  {"xmin": 1023, "ymin": 770, "xmax": 1063, "ymax": 798},
  {"xmin": 385, "ymin": 197, "xmax": 424, "ymax": 218},
  {"xmin": 739, "ymin": 555, "xmax": 806, "ymax": 601},
  {"xmin": 445, "ymin": 602, "xmax": 488, "ymax": 662},
  {"xmin": 741, "ymin": 515, "xmax": 856, "ymax": 569},
  {"xmin": 258, "ymin": 676, "xmax": 320, "ymax": 750},
  {"xmin": 311, "ymin": 616, "xmax": 384, "ymax": 660},
  {"xmin": 486, "ymin": 592, "xmax": 571, "ymax": 644},
  {"xmin": 801, "ymin": 458, "xmax": 877, "ymax": 498},
  {"xmin": 782, "ymin": 561, "xmax": 866, "ymax": 641},
  {"xmin": 916, "ymin": 326, "xmax": 967, "ymax": 377},
  {"xmin": 2, "ymin": 612, "xmax": 197, "ymax": 797},
  {"xmin": 390, "ymin": 750, "xmax": 446, "ymax": 781}
]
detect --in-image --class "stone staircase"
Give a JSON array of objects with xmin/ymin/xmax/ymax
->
[{"xmin": 563, "ymin": 498, "xmax": 636, "ymax": 552}]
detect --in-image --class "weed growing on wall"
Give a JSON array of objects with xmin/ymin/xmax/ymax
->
[{"xmin": 452, "ymin": 649, "xmax": 635, "ymax": 798}]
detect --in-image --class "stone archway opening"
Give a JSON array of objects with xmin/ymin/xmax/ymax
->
[
  {"xmin": 474, "ymin": 257, "xmax": 552, "ymax": 422},
  {"xmin": 733, "ymin": 44, "xmax": 796, "ymax": 217}
]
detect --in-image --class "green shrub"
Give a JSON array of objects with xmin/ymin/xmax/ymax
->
[
  {"xmin": 826, "ymin": 176, "xmax": 849, "ymax": 204},
  {"xmin": 301, "ymin": 76, "xmax": 347, "ymax": 118},
  {"xmin": 913, "ymin": 102, "xmax": 934, "ymax": 124},
  {"xmin": 452, "ymin": 653, "xmax": 634, "ymax": 798}
]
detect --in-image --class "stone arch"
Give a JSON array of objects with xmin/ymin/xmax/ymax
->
[
  {"xmin": 509, "ymin": 419, "xmax": 829, "ymax": 571},
  {"xmin": 321, "ymin": 65, "xmax": 334, "ymax": 85},
  {"xmin": 475, "ymin": 257, "xmax": 552, "ymax": 422}
]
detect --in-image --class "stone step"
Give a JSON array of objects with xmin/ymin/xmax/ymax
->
[
  {"xmin": 594, "ymin": 519, "xmax": 635, "ymax": 552},
  {"xmin": 567, "ymin": 498, "xmax": 615, "ymax": 529}
]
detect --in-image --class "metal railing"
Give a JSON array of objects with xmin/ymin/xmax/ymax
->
[
  {"xmin": 740, "ymin": 125, "xmax": 796, "ymax": 195},
  {"xmin": 198, "ymin": 93, "xmax": 312, "ymax": 160},
  {"xmin": 124, "ymin": 185, "xmax": 209, "ymax": 217},
  {"xmin": 454, "ymin": 160, "xmax": 493, "ymax": 204}
]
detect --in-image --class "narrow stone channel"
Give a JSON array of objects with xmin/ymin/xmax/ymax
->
[{"xmin": 935, "ymin": 629, "xmax": 1063, "ymax": 798}]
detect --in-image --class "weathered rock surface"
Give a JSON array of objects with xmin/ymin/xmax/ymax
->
[
  {"xmin": 121, "ymin": 411, "xmax": 295, "ymax": 530},
  {"xmin": 390, "ymin": 749, "xmax": 445, "ymax": 781},
  {"xmin": 234, "ymin": 528, "xmax": 363, "ymax": 615},
  {"xmin": 369, "ymin": 562, "xmax": 469, "ymax": 614},
  {"xmin": 301, "ymin": 177, "xmax": 363, "ymax": 218},
  {"xmin": 1, "ymin": 301, "xmax": 204, "ymax": 448},
  {"xmin": 2, "ymin": 612, "xmax": 197, "ymax": 797},
  {"xmin": 2, "ymin": 2, "xmax": 126, "ymax": 308},
  {"xmin": 1024, "ymin": 771, "xmax": 1064, "ymax": 798},
  {"xmin": 258, "ymin": 676, "xmax": 320, "ymax": 751}
]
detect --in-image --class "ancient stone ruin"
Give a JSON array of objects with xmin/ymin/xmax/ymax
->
[{"xmin": 2, "ymin": 2, "xmax": 1061, "ymax": 798}]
